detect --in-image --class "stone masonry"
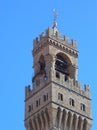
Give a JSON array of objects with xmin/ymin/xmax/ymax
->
[{"xmin": 24, "ymin": 22, "xmax": 92, "ymax": 130}]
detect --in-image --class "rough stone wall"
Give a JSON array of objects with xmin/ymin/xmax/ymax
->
[{"xmin": 24, "ymin": 27, "xmax": 92, "ymax": 130}]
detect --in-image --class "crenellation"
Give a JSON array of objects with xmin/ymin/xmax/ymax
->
[
  {"xmin": 75, "ymin": 82, "xmax": 90, "ymax": 98},
  {"xmin": 46, "ymin": 27, "xmax": 51, "ymax": 37},
  {"xmin": 34, "ymin": 28, "xmax": 78, "ymax": 52},
  {"xmin": 64, "ymin": 35, "xmax": 69, "ymax": 44},
  {"xmin": 25, "ymin": 23, "xmax": 92, "ymax": 130},
  {"xmin": 84, "ymin": 85, "xmax": 90, "ymax": 92},
  {"xmin": 29, "ymin": 68, "xmax": 91, "ymax": 100},
  {"xmin": 84, "ymin": 85, "xmax": 90, "ymax": 98},
  {"xmin": 33, "ymin": 37, "xmax": 39, "ymax": 49},
  {"xmin": 52, "ymin": 71, "xmax": 90, "ymax": 99},
  {"xmin": 25, "ymin": 85, "xmax": 32, "ymax": 98},
  {"xmin": 75, "ymin": 81, "xmax": 82, "ymax": 90},
  {"xmin": 46, "ymin": 27, "xmax": 61, "ymax": 38},
  {"xmin": 33, "ymin": 28, "xmax": 78, "ymax": 58},
  {"xmin": 40, "ymin": 32, "xmax": 48, "ymax": 43},
  {"xmin": 40, "ymin": 32, "xmax": 45, "ymax": 37},
  {"xmin": 72, "ymin": 39, "xmax": 77, "ymax": 49}
]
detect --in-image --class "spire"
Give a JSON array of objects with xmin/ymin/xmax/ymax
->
[
  {"xmin": 53, "ymin": 9, "xmax": 58, "ymax": 22},
  {"xmin": 52, "ymin": 9, "xmax": 58, "ymax": 35},
  {"xmin": 53, "ymin": 9, "xmax": 58, "ymax": 28}
]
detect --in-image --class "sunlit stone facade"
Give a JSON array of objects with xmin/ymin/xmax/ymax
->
[{"xmin": 24, "ymin": 23, "xmax": 92, "ymax": 130}]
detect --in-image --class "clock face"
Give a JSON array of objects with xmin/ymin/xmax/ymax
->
[{"xmin": 44, "ymin": 76, "xmax": 47, "ymax": 81}]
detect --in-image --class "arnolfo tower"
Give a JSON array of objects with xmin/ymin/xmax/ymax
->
[{"xmin": 24, "ymin": 17, "xmax": 92, "ymax": 130}]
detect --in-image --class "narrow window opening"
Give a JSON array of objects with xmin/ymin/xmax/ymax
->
[
  {"xmin": 43, "ymin": 93, "xmax": 48, "ymax": 102},
  {"xmin": 65, "ymin": 75, "xmax": 69, "ymax": 83},
  {"xmin": 69, "ymin": 98, "xmax": 74, "ymax": 106},
  {"xmin": 72, "ymin": 99, "xmax": 74, "ymax": 106},
  {"xmin": 58, "ymin": 93, "xmax": 63, "ymax": 101},
  {"xmin": 36, "ymin": 100, "xmax": 38, "ymax": 107},
  {"xmin": 61, "ymin": 94, "xmax": 63, "ymax": 101},
  {"xmin": 80, "ymin": 103, "xmax": 85, "ymax": 111},
  {"xmin": 44, "ymin": 95, "xmax": 46, "ymax": 102},
  {"xmin": 56, "ymin": 72, "xmax": 60, "ymax": 78},
  {"xmin": 28, "ymin": 105, "xmax": 31, "ymax": 112}
]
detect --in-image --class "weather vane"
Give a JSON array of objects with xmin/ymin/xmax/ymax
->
[{"xmin": 53, "ymin": 9, "xmax": 58, "ymax": 22}]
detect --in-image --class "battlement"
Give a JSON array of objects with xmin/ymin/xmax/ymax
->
[
  {"xmin": 75, "ymin": 81, "xmax": 90, "ymax": 97},
  {"xmin": 33, "ymin": 28, "xmax": 78, "ymax": 56},
  {"xmin": 51, "ymin": 70, "xmax": 91, "ymax": 99},
  {"xmin": 25, "ymin": 85, "xmax": 32, "ymax": 98},
  {"xmin": 25, "ymin": 76, "xmax": 91, "ymax": 100}
]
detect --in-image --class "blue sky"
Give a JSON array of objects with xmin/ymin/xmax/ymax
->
[{"xmin": 0, "ymin": 0, "xmax": 97, "ymax": 130}]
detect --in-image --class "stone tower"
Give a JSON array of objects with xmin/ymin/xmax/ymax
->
[{"xmin": 24, "ymin": 21, "xmax": 92, "ymax": 130}]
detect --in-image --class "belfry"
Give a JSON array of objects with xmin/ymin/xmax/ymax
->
[{"xmin": 24, "ymin": 15, "xmax": 92, "ymax": 130}]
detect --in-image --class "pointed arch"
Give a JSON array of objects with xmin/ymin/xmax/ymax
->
[
  {"xmin": 29, "ymin": 119, "xmax": 34, "ymax": 130},
  {"xmin": 55, "ymin": 52, "xmax": 75, "ymax": 79},
  {"xmin": 72, "ymin": 114, "xmax": 78, "ymax": 130},
  {"xmin": 55, "ymin": 107, "xmax": 61, "ymax": 128},
  {"xmin": 83, "ymin": 119, "xmax": 87, "ymax": 130},
  {"xmin": 45, "ymin": 108, "xmax": 50, "ymax": 127},
  {"xmin": 77, "ymin": 116, "xmax": 83, "ymax": 130},
  {"xmin": 41, "ymin": 111, "xmax": 46, "ymax": 128},
  {"xmin": 61, "ymin": 109, "xmax": 67, "ymax": 130},
  {"xmin": 33, "ymin": 117, "xmax": 38, "ymax": 130},
  {"xmin": 37, "ymin": 113, "xmax": 42, "ymax": 130}
]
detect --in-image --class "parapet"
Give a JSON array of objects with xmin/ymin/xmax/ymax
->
[
  {"xmin": 25, "ymin": 85, "xmax": 32, "ymax": 99},
  {"xmin": 52, "ymin": 71, "xmax": 91, "ymax": 99},
  {"xmin": 72, "ymin": 81, "xmax": 90, "ymax": 99},
  {"xmin": 25, "ymin": 78, "xmax": 91, "ymax": 100},
  {"xmin": 33, "ymin": 27, "xmax": 78, "ymax": 56}
]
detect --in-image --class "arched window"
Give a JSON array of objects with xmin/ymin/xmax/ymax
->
[
  {"xmin": 55, "ymin": 54, "xmax": 69, "ymax": 75},
  {"xmin": 80, "ymin": 103, "xmax": 86, "ymax": 111},
  {"xmin": 58, "ymin": 93, "xmax": 63, "ymax": 101},
  {"xmin": 39, "ymin": 55, "xmax": 46, "ymax": 72},
  {"xmin": 69, "ymin": 98, "xmax": 75, "ymax": 106}
]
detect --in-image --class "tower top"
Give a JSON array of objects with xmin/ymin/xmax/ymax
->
[{"xmin": 24, "ymin": 13, "xmax": 92, "ymax": 130}]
